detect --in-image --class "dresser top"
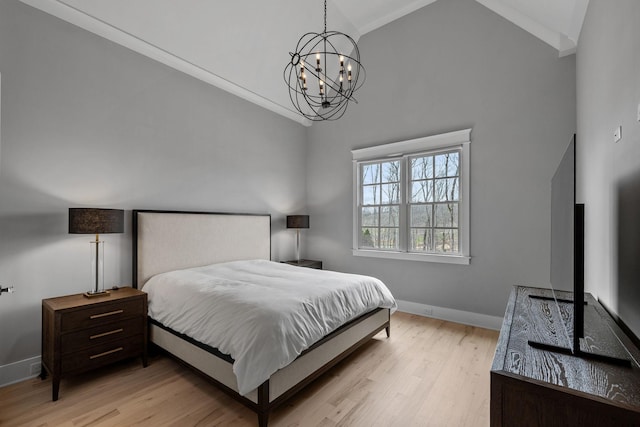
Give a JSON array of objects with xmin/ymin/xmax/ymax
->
[
  {"xmin": 43, "ymin": 287, "xmax": 145, "ymax": 311},
  {"xmin": 492, "ymin": 286, "xmax": 640, "ymax": 408}
]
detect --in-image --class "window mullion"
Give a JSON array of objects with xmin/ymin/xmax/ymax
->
[
  {"xmin": 399, "ymin": 157, "xmax": 408, "ymax": 252},
  {"xmin": 356, "ymin": 164, "xmax": 362, "ymax": 248},
  {"xmin": 377, "ymin": 168, "xmax": 382, "ymax": 249}
]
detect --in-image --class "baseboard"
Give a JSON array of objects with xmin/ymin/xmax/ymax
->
[
  {"xmin": 0, "ymin": 303, "xmax": 501, "ymax": 388},
  {"xmin": 396, "ymin": 300, "xmax": 503, "ymax": 330},
  {"xmin": 0, "ymin": 355, "xmax": 42, "ymax": 388}
]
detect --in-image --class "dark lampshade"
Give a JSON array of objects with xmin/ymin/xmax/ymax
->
[
  {"xmin": 69, "ymin": 208, "xmax": 125, "ymax": 234},
  {"xmin": 286, "ymin": 215, "xmax": 309, "ymax": 229}
]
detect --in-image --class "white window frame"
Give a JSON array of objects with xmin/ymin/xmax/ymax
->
[{"xmin": 352, "ymin": 129, "xmax": 471, "ymax": 264}]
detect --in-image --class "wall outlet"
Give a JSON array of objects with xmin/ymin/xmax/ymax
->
[
  {"xmin": 614, "ymin": 126, "xmax": 622, "ymax": 143},
  {"xmin": 637, "ymin": 102, "xmax": 640, "ymax": 122},
  {"xmin": 30, "ymin": 362, "xmax": 41, "ymax": 376}
]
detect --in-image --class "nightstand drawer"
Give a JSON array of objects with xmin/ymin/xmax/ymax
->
[
  {"xmin": 61, "ymin": 318, "xmax": 144, "ymax": 354},
  {"xmin": 61, "ymin": 299, "xmax": 144, "ymax": 332},
  {"xmin": 61, "ymin": 335, "xmax": 143, "ymax": 375}
]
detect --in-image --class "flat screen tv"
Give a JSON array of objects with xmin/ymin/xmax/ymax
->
[{"xmin": 528, "ymin": 135, "xmax": 631, "ymax": 366}]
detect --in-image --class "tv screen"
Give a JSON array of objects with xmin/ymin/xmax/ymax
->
[
  {"xmin": 549, "ymin": 135, "xmax": 583, "ymax": 352},
  {"xmin": 550, "ymin": 136, "xmax": 576, "ymax": 294},
  {"xmin": 542, "ymin": 135, "xmax": 631, "ymax": 365}
]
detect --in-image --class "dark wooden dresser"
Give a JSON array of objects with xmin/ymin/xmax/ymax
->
[
  {"xmin": 491, "ymin": 286, "xmax": 640, "ymax": 426},
  {"xmin": 41, "ymin": 287, "xmax": 147, "ymax": 400}
]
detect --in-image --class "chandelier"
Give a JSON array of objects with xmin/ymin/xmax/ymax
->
[{"xmin": 284, "ymin": 0, "xmax": 366, "ymax": 121}]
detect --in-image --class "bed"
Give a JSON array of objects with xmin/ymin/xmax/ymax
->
[{"xmin": 132, "ymin": 209, "xmax": 395, "ymax": 426}]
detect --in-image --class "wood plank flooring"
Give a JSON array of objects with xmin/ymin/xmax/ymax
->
[{"xmin": 0, "ymin": 312, "xmax": 499, "ymax": 426}]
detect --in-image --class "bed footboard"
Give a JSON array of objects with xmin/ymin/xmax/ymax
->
[{"xmin": 149, "ymin": 307, "xmax": 391, "ymax": 425}]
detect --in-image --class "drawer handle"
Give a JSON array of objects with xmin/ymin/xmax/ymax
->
[
  {"xmin": 90, "ymin": 310, "xmax": 124, "ymax": 319},
  {"xmin": 89, "ymin": 347, "xmax": 124, "ymax": 359},
  {"xmin": 90, "ymin": 328, "xmax": 124, "ymax": 340}
]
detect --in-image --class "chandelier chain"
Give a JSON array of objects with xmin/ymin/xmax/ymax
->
[{"xmin": 324, "ymin": 0, "xmax": 327, "ymax": 33}]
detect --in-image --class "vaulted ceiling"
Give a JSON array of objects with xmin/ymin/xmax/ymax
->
[{"xmin": 20, "ymin": 0, "xmax": 589, "ymax": 126}]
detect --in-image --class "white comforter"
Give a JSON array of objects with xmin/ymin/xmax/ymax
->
[{"xmin": 143, "ymin": 259, "xmax": 396, "ymax": 395}]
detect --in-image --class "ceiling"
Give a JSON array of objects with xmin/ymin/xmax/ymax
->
[{"xmin": 20, "ymin": 0, "xmax": 589, "ymax": 126}]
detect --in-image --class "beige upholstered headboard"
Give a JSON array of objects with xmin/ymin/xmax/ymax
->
[{"xmin": 133, "ymin": 210, "xmax": 271, "ymax": 289}]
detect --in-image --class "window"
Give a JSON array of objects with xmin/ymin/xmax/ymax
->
[
  {"xmin": 352, "ymin": 129, "xmax": 471, "ymax": 264},
  {"xmin": 360, "ymin": 160, "xmax": 401, "ymax": 249}
]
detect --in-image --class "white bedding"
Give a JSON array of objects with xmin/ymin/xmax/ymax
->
[{"xmin": 143, "ymin": 259, "xmax": 396, "ymax": 395}]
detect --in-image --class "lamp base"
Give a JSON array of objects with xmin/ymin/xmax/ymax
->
[{"xmin": 83, "ymin": 290, "xmax": 110, "ymax": 298}]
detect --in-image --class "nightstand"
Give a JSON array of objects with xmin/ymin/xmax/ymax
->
[
  {"xmin": 41, "ymin": 287, "xmax": 147, "ymax": 401},
  {"xmin": 282, "ymin": 259, "xmax": 323, "ymax": 269}
]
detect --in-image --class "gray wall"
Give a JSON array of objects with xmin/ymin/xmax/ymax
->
[
  {"xmin": 305, "ymin": 0, "xmax": 576, "ymax": 317},
  {"xmin": 0, "ymin": 0, "xmax": 307, "ymax": 365},
  {"xmin": 577, "ymin": 0, "xmax": 640, "ymax": 337}
]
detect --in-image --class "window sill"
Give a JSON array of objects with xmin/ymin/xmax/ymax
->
[{"xmin": 352, "ymin": 249, "xmax": 470, "ymax": 265}]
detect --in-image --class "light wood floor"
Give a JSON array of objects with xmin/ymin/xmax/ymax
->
[{"xmin": 0, "ymin": 312, "xmax": 499, "ymax": 427}]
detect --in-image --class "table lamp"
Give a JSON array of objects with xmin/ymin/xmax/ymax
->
[
  {"xmin": 69, "ymin": 208, "xmax": 124, "ymax": 297},
  {"xmin": 286, "ymin": 215, "xmax": 309, "ymax": 262}
]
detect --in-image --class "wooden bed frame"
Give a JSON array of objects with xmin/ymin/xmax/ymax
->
[{"xmin": 132, "ymin": 210, "xmax": 391, "ymax": 426}]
